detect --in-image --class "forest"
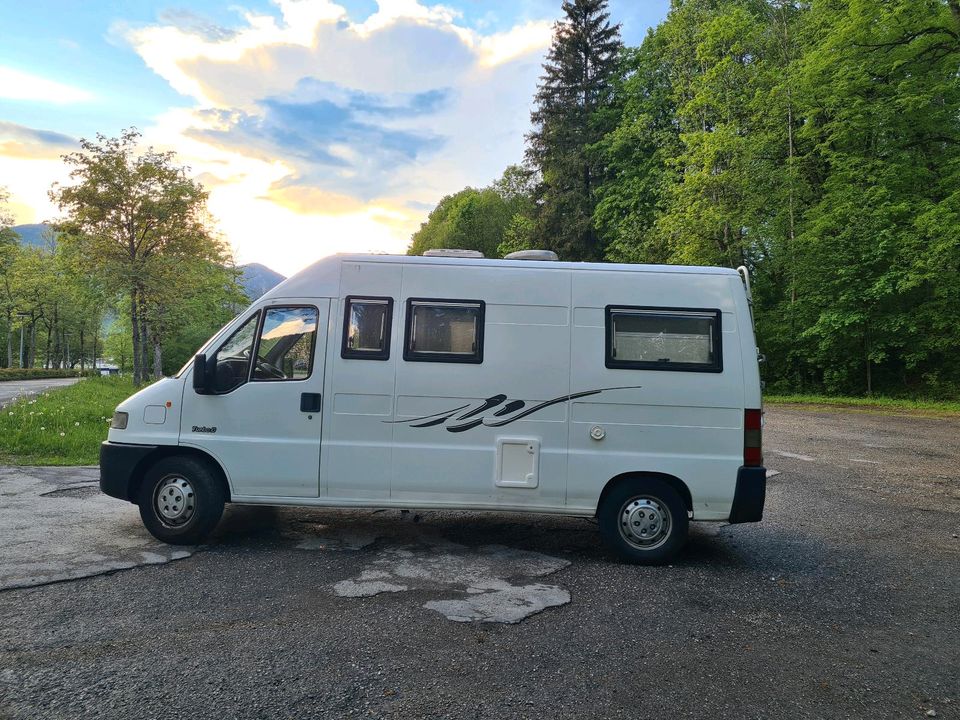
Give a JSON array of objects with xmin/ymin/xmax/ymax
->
[{"xmin": 409, "ymin": 0, "xmax": 960, "ymax": 398}]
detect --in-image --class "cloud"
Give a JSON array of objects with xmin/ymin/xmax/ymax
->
[
  {"xmin": 0, "ymin": 122, "xmax": 76, "ymax": 159},
  {"xmin": 119, "ymin": 0, "xmax": 555, "ymax": 271},
  {"xmin": 0, "ymin": 123, "xmax": 78, "ymax": 223},
  {"xmin": 0, "ymin": 66, "xmax": 94, "ymax": 104}
]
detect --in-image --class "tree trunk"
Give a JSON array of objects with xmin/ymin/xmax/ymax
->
[
  {"xmin": 79, "ymin": 328, "xmax": 85, "ymax": 371},
  {"xmin": 153, "ymin": 341, "xmax": 163, "ymax": 379},
  {"xmin": 138, "ymin": 293, "xmax": 150, "ymax": 385},
  {"xmin": 28, "ymin": 323, "xmax": 36, "ymax": 368},
  {"xmin": 140, "ymin": 319, "xmax": 150, "ymax": 384},
  {"xmin": 130, "ymin": 291, "xmax": 142, "ymax": 385},
  {"xmin": 5, "ymin": 314, "xmax": 10, "ymax": 368}
]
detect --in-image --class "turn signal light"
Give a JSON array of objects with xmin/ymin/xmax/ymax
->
[{"xmin": 744, "ymin": 409, "xmax": 762, "ymax": 466}]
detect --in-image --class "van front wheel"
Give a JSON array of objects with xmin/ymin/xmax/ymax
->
[
  {"xmin": 137, "ymin": 456, "xmax": 225, "ymax": 545},
  {"xmin": 598, "ymin": 477, "xmax": 688, "ymax": 565}
]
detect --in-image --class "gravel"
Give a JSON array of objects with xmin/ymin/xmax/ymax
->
[{"xmin": 0, "ymin": 406, "xmax": 958, "ymax": 719}]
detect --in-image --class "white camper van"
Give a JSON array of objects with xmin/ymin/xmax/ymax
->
[{"xmin": 100, "ymin": 252, "xmax": 766, "ymax": 564}]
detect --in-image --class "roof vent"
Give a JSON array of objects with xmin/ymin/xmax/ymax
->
[
  {"xmin": 422, "ymin": 249, "xmax": 485, "ymax": 258},
  {"xmin": 504, "ymin": 250, "xmax": 559, "ymax": 261}
]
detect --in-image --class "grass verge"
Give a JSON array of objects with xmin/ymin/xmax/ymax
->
[
  {"xmin": 0, "ymin": 376, "xmax": 137, "ymax": 465},
  {"xmin": 765, "ymin": 393, "xmax": 960, "ymax": 416}
]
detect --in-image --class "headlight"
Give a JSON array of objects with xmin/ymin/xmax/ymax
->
[{"xmin": 111, "ymin": 411, "xmax": 129, "ymax": 430}]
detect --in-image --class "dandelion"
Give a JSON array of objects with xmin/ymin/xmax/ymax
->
[
  {"xmin": 40, "ymin": 426, "xmax": 45, "ymax": 431},
  {"xmin": 74, "ymin": 421, "xmax": 80, "ymax": 426},
  {"xmin": 29, "ymin": 411, "xmax": 34, "ymax": 416},
  {"xmin": 59, "ymin": 432, "xmax": 65, "ymax": 437},
  {"xmin": 7, "ymin": 412, "xmax": 12, "ymax": 416}
]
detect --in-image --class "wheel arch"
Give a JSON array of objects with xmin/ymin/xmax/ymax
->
[
  {"xmin": 596, "ymin": 472, "xmax": 693, "ymax": 517},
  {"xmin": 129, "ymin": 446, "xmax": 232, "ymax": 503}
]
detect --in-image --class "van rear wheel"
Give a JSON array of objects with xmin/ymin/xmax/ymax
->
[
  {"xmin": 598, "ymin": 477, "xmax": 688, "ymax": 565},
  {"xmin": 137, "ymin": 456, "xmax": 225, "ymax": 545}
]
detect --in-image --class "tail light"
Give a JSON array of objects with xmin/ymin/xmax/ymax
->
[{"xmin": 744, "ymin": 409, "xmax": 763, "ymax": 466}]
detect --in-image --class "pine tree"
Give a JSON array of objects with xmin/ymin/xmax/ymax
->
[{"xmin": 526, "ymin": 0, "xmax": 622, "ymax": 261}]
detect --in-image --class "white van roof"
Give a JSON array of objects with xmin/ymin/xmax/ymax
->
[{"xmin": 262, "ymin": 252, "xmax": 740, "ymax": 301}]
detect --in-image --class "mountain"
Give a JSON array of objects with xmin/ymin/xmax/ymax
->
[
  {"xmin": 11, "ymin": 223, "xmax": 57, "ymax": 248},
  {"xmin": 239, "ymin": 263, "xmax": 285, "ymax": 299}
]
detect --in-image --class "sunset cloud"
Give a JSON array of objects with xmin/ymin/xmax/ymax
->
[{"xmin": 110, "ymin": 0, "xmax": 554, "ymax": 272}]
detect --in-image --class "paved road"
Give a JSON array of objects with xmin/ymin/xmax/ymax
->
[
  {"xmin": 0, "ymin": 407, "xmax": 958, "ymax": 719},
  {"xmin": 0, "ymin": 378, "xmax": 80, "ymax": 408}
]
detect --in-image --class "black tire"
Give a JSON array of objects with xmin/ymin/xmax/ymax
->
[
  {"xmin": 598, "ymin": 477, "xmax": 689, "ymax": 565},
  {"xmin": 137, "ymin": 456, "xmax": 225, "ymax": 545}
]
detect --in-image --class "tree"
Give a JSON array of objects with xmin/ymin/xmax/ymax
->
[
  {"xmin": 526, "ymin": 0, "xmax": 622, "ymax": 261},
  {"xmin": 594, "ymin": 38, "xmax": 679, "ymax": 264},
  {"xmin": 408, "ymin": 167, "xmax": 535, "ymax": 257},
  {"xmin": 50, "ymin": 129, "xmax": 233, "ymax": 384}
]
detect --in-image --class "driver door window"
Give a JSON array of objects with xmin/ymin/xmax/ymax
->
[
  {"xmin": 253, "ymin": 306, "xmax": 318, "ymax": 381},
  {"xmin": 214, "ymin": 312, "xmax": 260, "ymax": 393}
]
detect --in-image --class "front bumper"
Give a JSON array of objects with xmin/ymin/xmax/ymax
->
[
  {"xmin": 728, "ymin": 465, "xmax": 767, "ymax": 523},
  {"xmin": 99, "ymin": 441, "xmax": 158, "ymax": 502}
]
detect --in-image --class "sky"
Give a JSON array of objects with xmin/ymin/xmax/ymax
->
[{"xmin": 0, "ymin": 0, "xmax": 670, "ymax": 276}]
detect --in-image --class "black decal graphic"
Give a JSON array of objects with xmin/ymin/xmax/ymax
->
[
  {"xmin": 385, "ymin": 386, "xmax": 641, "ymax": 433},
  {"xmin": 494, "ymin": 400, "xmax": 526, "ymax": 416}
]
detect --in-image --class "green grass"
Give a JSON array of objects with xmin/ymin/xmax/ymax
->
[
  {"xmin": 0, "ymin": 376, "xmax": 138, "ymax": 465},
  {"xmin": 765, "ymin": 393, "xmax": 960, "ymax": 416}
]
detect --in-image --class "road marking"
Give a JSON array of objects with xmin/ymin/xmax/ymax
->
[
  {"xmin": 771, "ymin": 450, "xmax": 816, "ymax": 462},
  {"xmin": 850, "ymin": 458, "xmax": 881, "ymax": 464}
]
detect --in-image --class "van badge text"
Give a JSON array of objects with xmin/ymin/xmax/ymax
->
[{"xmin": 192, "ymin": 425, "xmax": 217, "ymax": 434}]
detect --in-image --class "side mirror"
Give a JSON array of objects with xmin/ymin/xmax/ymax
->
[{"xmin": 192, "ymin": 354, "xmax": 214, "ymax": 394}]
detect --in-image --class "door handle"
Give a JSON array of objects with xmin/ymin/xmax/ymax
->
[{"xmin": 300, "ymin": 393, "xmax": 322, "ymax": 413}]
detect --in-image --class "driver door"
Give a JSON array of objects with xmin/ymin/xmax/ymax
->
[{"xmin": 180, "ymin": 300, "xmax": 329, "ymax": 498}]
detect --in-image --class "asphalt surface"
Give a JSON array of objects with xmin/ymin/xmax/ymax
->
[
  {"xmin": 0, "ymin": 378, "xmax": 80, "ymax": 409},
  {"xmin": 1, "ymin": 406, "xmax": 958, "ymax": 719}
]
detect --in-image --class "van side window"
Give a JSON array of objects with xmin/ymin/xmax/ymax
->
[
  {"xmin": 213, "ymin": 311, "xmax": 261, "ymax": 393},
  {"xmin": 404, "ymin": 298, "xmax": 485, "ymax": 364},
  {"xmin": 341, "ymin": 297, "xmax": 393, "ymax": 360},
  {"xmin": 252, "ymin": 306, "xmax": 318, "ymax": 381},
  {"xmin": 605, "ymin": 306, "xmax": 722, "ymax": 373}
]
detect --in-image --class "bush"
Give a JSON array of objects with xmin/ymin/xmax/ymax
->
[{"xmin": 0, "ymin": 368, "xmax": 99, "ymax": 381}]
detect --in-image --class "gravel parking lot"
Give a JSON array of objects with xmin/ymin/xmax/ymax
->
[{"xmin": 1, "ymin": 406, "xmax": 958, "ymax": 719}]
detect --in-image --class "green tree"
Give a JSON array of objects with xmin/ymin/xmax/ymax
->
[
  {"xmin": 594, "ymin": 38, "xmax": 679, "ymax": 264},
  {"xmin": 408, "ymin": 167, "xmax": 535, "ymax": 257},
  {"xmin": 50, "ymin": 129, "xmax": 233, "ymax": 384},
  {"xmin": 526, "ymin": 0, "xmax": 622, "ymax": 261}
]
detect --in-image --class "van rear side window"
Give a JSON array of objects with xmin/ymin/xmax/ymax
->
[
  {"xmin": 342, "ymin": 297, "xmax": 393, "ymax": 360},
  {"xmin": 404, "ymin": 299, "xmax": 484, "ymax": 364},
  {"xmin": 605, "ymin": 306, "xmax": 722, "ymax": 373}
]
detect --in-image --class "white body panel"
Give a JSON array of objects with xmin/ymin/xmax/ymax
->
[{"xmin": 109, "ymin": 255, "xmax": 761, "ymax": 520}]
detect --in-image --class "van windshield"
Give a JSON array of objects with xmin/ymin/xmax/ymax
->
[{"xmin": 174, "ymin": 311, "xmax": 245, "ymax": 378}]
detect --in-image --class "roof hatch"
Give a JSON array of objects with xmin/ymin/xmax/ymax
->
[
  {"xmin": 422, "ymin": 249, "xmax": 485, "ymax": 258},
  {"xmin": 503, "ymin": 250, "xmax": 559, "ymax": 261}
]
